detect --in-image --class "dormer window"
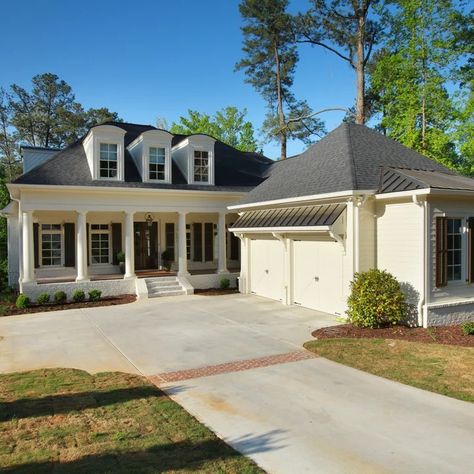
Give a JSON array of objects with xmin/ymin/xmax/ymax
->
[
  {"xmin": 99, "ymin": 143, "xmax": 118, "ymax": 178},
  {"xmin": 194, "ymin": 150, "xmax": 209, "ymax": 182},
  {"xmin": 149, "ymin": 147, "xmax": 166, "ymax": 181}
]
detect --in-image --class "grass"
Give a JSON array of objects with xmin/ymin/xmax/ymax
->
[
  {"xmin": 304, "ymin": 338, "xmax": 474, "ymax": 403},
  {"xmin": 0, "ymin": 368, "xmax": 263, "ymax": 473}
]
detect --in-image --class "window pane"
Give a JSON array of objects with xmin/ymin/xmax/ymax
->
[{"xmin": 447, "ymin": 218, "xmax": 463, "ymax": 281}]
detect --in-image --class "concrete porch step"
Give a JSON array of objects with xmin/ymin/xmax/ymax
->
[
  {"xmin": 148, "ymin": 289, "xmax": 186, "ymax": 298},
  {"xmin": 147, "ymin": 280, "xmax": 179, "ymax": 289},
  {"xmin": 145, "ymin": 276, "xmax": 186, "ymax": 298}
]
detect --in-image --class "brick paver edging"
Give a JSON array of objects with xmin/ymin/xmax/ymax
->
[{"xmin": 149, "ymin": 350, "xmax": 317, "ymax": 386}]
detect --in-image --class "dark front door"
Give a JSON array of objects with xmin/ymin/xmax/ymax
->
[{"xmin": 134, "ymin": 222, "xmax": 158, "ymax": 270}]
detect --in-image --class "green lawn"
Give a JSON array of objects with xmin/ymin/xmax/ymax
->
[
  {"xmin": 0, "ymin": 369, "xmax": 263, "ymax": 473},
  {"xmin": 304, "ymin": 338, "xmax": 474, "ymax": 402}
]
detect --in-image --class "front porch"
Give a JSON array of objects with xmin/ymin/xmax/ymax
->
[{"xmin": 18, "ymin": 209, "xmax": 241, "ymax": 296}]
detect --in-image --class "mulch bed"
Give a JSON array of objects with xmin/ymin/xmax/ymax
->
[
  {"xmin": 193, "ymin": 288, "xmax": 239, "ymax": 296},
  {"xmin": 312, "ymin": 324, "xmax": 474, "ymax": 347},
  {"xmin": 0, "ymin": 294, "xmax": 136, "ymax": 317}
]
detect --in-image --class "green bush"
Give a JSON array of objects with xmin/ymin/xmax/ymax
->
[
  {"xmin": 347, "ymin": 269, "xmax": 407, "ymax": 328},
  {"xmin": 54, "ymin": 291, "xmax": 67, "ymax": 304},
  {"xmin": 88, "ymin": 289, "xmax": 102, "ymax": 301},
  {"xmin": 72, "ymin": 289, "xmax": 85, "ymax": 303},
  {"xmin": 37, "ymin": 293, "xmax": 50, "ymax": 305},
  {"xmin": 16, "ymin": 294, "xmax": 30, "ymax": 309},
  {"xmin": 116, "ymin": 251, "xmax": 125, "ymax": 263},
  {"xmin": 220, "ymin": 277, "xmax": 230, "ymax": 289},
  {"xmin": 462, "ymin": 321, "xmax": 474, "ymax": 335}
]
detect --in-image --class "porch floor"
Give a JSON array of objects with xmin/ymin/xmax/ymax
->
[{"xmin": 36, "ymin": 268, "xmax": 240, "ymax": 285}]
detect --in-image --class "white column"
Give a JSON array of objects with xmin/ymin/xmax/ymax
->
[
  {"xmin": 22, "ymin": 210, "xmax": 34, "ymax": 283},
  {"xmin": 124, "ymin": 211, "xmax": 135, "ymax": 279},
  {"xmin": 238, "ymin": 235, "xmax": 248, "ymax": 293},
  {"xmin": 177, "ymin": 212, "xmax": 189, "ymax": 276},
  {"xmin": 76, "ymin": 211, "xmax": 89, "ymax": 282},
  {"xmin": 217, "ymin": 212, "xmax": 228, "ymax": 274}
]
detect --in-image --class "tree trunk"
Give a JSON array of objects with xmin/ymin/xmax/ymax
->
[
  {"xmin": 274, "ymin": 45, "xmax": 287, "ymax": 160},
  {"xmin": 355, "ymin": 9, "xmax": 366, "ymax": 125}
]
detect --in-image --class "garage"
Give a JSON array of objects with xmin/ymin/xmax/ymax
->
[
  {"xmin": 249, "ymin": 238, "xmax": 285, "ymax": 301},
  {"xmin": 292, "ymin": 238, "xmax": 344, "ymax": 315}
]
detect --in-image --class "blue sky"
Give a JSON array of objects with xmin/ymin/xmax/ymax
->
[{"xmin": 1, "ymin": 0, "xmax": 357, "ymax": 159}]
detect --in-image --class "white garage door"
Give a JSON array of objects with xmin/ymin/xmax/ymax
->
[
  {"xmin": 250, "ymin": 239, "xmax": 285, "ymax": 301},
  {"xmin": 292, "ymin": 239, "xmax": 344, "ymax": 315}
]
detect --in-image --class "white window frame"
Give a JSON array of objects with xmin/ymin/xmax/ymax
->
[
  {"xmin": 98, "ymin": 143, "xmax": 119, "ymax": 180},
  {"xmin": 446, "ymin": 217, "xmax": 466, "ymax": 283},
  {"xmin": 148, "ymin": 146, "xmax": 167, "ymax": 182},
  {"xmin": 40, "ymin": 224, "xmax": 64, "ymax": 267},
  {"xmin": 89, "ymin": 224, "xmax": 112, "ymax": 266},
  {"xmin": 192, "ymin": 149, "xmax": 210, "ymax": 184}
]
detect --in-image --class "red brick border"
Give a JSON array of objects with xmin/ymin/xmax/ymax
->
[{"xmin": 149, "ymin": 351, "xmax": 317, "ymax": 386}]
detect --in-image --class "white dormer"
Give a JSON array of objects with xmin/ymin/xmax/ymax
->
[
  {"xmin": 171, "ymin": 135, "xmax": 216, "ymax": 185},
  {"xmin": 82, "ymin": 125, "xmax": 126, "ymax": 181},
  {"xmin": 127, "ymin": 130, "xmax": 173, "ymax": 183}
]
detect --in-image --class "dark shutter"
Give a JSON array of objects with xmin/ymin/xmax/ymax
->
[
  {"xmin": 33, "ymin": 223, "xmax": 39, "ymax": 268},
  {"xmin": 204, "ymin": 223, "xmax": 214, "ymax": 262},
  {"xmin": 193, "ymin": 223, "xmax": 202, "ymax": 261},
  {"xmin": 64, "ymin": 223, "xmax": 75, "ymax": 267},
  {"xmin": 230, "ymin": 231, "xmax": 239, "ymax": 260},
  {"xmin": 86, "ymin": 223, "xmax": 90, "ymax": 266},
  {"xmin": 435, "ymin": 216, "xmax": 448, "ymax": 287},
  {"xmin": 112, "ymin": 223, "xmax": 122, "ymax": 265},
  {"xmin": 469, "ymin": 218, "xmax": 474, "ymax": 283},
  {"xmin": 165, "ymin": 223, "xmax": 175, "ymax": 260}
]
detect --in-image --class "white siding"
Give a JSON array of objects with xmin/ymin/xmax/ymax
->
[{"xmin": 376, "ymin": 200, "xmax": 424, "ymax": 305}]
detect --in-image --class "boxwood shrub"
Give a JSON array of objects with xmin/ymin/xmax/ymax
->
[
  {"xmin": 16, "ymin": 294, "xmax": 30, "ymax": 309},
  {"xmin": 347, "ymin": 269, "xmax": 407, "ymax": 328},
  {"xmin": 37, "ymin": 293, "xmax": 50, "ymax": 305},
  {"xmin": 219, "ymin": 277, "xmax": 230, "ymax": 289},
  {"xmin": 54, "ymin": 291, "xmax": 67, "ymax": 304},
  {"xmin": 72, "ymin": 289, "xmax": 85, "ymax": 303},
  {"xmin": 88, "ymin": 289, "xmax": 102, "ymax": 301},
  {"xmin": 462, "ymin": 321, "xmax": 474, "ymax": 335}
]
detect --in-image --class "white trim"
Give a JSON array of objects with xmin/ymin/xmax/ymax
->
[
  {"xmin": 228, "ymin": 190, "xmax": 376, "ymax": 210},
  {"xmin": 89, "ymin": 223, "xmax": 112, "ymax": 266},
  {"xmin": 39, "ymin": 223, "xmax": 64, "ymax": 268},
  {"xmin": 375, "ymin": 189, "xmax": 430, "ymax": 200},
  {"xmin": 230, "ymin": 225, "xmax": 332, "ymax": 233}
]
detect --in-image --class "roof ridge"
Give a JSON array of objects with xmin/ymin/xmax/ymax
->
[{"xmin": 345, "ymin": 123, "xmax": 358, "ymax": 189}]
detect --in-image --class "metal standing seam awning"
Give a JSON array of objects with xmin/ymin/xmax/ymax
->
[{"xmin": 229, "ymin": 203, "xmax": 346, "ymax": 234}]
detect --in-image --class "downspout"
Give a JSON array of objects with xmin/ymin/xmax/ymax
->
[
  {"xmin": 10, "ymin": 196, "xmax": 23, "ymax": 292},
  {"xmin": 413, "ymin": 194, "xmax": 427, "ymax": 327}
]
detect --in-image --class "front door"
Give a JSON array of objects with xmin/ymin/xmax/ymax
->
[{"xmin": 134, "ymin": 222, "xmax": 158, "ymax": 270}]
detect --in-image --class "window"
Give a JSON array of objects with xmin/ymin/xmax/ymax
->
[
  {"xmin": 99, "ymin": 143, "xmax": 118, "ymax": 178},
  {"xmin": 447, "ymin": 218, "xmax": 462, "ymax": 281},
  {"xmin": 149, "ymin": 147, "xmax": 165, "ymax": 180},
  {"xmin": 165, "ymin": 223, "xmax": 175, "ymax": 261},
  {"xmin": 41, "ymin": 224, "xmax": 62, "ymax": 266},
  {"xmin": 193, "ymin": 150, "xmax": 209, "ymax": 182},
  {"xmin": 90, "ymin": 224, "xmax": 110, "ymax": 264}
]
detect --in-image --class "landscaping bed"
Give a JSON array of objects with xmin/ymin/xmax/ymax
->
[
  {"xmin": 194, "ymin": 288, "xmax": 239, "ymax": 296},
  {"xmin": 312, "ymin": 323, "xmax": 474, "ymax": 347},
  {"xmin": 0, "ymin": 368, "xmax": 262, "ymax": 473},
  {"xmin": 0, "ymin": 294, "xmax": 136, "ymax": 317}
]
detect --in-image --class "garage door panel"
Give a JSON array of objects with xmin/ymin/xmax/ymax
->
[
  {"xmin": 250, "ymin": 239, "xmax": 284, "ymax": 301},
  {"xmin": 293, "ymin": 240, "xmax": 343, "ymax": 315}
]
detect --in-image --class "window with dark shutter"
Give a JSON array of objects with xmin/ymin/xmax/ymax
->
[
  {"xmin": 230, "ymin": 230, "xmax": 239, "ymax": 260},
  {"xmin": 33, "ymin": 223, "xmax": 39, "ymax": 268},
  {"xmin": 165, "ymin": 223, "xmax": 175, "ymax": 261},
  {"xmin": 64, "ymin": 223, "xmax": 75, "ymax": 267},
  {"xmin": 112, "ymin": 223, "xmax": 122, "ymax": 265},
  {"xmin": 435, "ymin": 216, "xmax": 448, "ymax": 287},
  {"xmin": 468, "ymin": 217, "xmax": 474, "ymax": 284}
]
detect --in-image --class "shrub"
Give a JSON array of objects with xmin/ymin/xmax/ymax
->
[
  {"xmin": 16, "ymin": 294, "xmax": 30, "ymax": 309},
  {"xmin": 220, "ymin": 277, "xmax": 230, "ymax": 289},
  {"xmin": 72, "ymin": 289, "xmax": 86, "ymax": 303},
  {"xmin": 462, "ymin": 321, "xmax": 474, "ymax": 336},
  {"xmin": 54, "ymin": 291, "xmax": 67, "ymax": 304},
  {"xmin": 88, "ymin": 289, "xmax": 102, "ymax": 301},
  {"xmin": 116, "ymin": 251, "xmax": 125, "ymax": 263},
  {"xmin": 347, "ymin": 269, "xmax": 407, "ymax": 328},
  {"xmin": 37, "ymin": 293, "xmax": 50, "ymax": 305}
]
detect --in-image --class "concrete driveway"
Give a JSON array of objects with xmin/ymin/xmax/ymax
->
[{"xmin": 0, "ymin": 294, "xmax": 473, "ymax": 473}]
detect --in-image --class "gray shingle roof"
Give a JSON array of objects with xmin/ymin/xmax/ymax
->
[
  {"xmin": 240, "ymin": 123, "xmax": 453, "ymax": 204},
  {"xmin": 13, "ymin": 122, "xmax": 273, "ymax": 192}
]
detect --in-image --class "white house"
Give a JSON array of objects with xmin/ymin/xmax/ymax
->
[
  {"xmin": 230, "ymin": 123, "xmax": 474, "ymax": 328},
  {"xmin": 2, "ymin": 122, "xmax": 271, "ymax": 299},
  {"xmin": 3, "ymin": 121, "xmax": 474, "ymax": 327}
]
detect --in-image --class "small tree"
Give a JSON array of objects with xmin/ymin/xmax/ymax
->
[{"xmin": 347, "ymin": 269, "xmax": 407, "ymax": 328}]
